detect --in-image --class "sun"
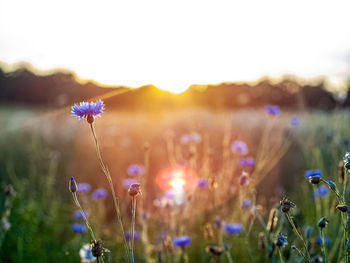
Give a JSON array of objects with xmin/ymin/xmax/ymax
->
[{"xmin": 154, "ymin": 80, "xmax": 191, "ymax": 94}]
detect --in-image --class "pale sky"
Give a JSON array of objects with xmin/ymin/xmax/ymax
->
[{"xmin": 1, "ymin": 0, "xmax": 350, "ymax": 93}]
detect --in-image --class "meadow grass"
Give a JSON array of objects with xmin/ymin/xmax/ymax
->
[{"xmin": 1, "ymin": 106, "xmax": 350, "ymax": 262}]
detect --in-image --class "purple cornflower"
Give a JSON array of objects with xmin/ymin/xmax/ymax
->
[
  {"xmin": 304, "ymin": 169, "xmax": 322, "ymax": 179},
  {"xmin": 127, "ymin": 164, "xmax": 145, "ymax": 176},
  {"xmin": 72, "ymin": 100, "xmax": 105, "ymax": 120},
  {"xmin": 239, "ymin": 157, "xmax": 255, "ymax": 167},
  {"xmin": 265, "ymin": 105, "xmax": 281, "ymax": 115},
  {"xmin": 123, "ymin": 179, "xmax": 138, "ymax": 188},
  {"xmin": 313, "ymin": 185, "xmax": 329, "ymax": 197},
  {"xmin": 77, "ymin": 183, "xmax": 91, "ymax": 193},
  {"xmin": 316, "ymin": 236, "xmax": 330, "ymax": 245},
  {"xmin": 72, "ymin": 223, "xmax": 86, "ymax": 233},
  {"xmin": 224, "ymin": 223, "xmax": 243, "ymax": 234},
  {"xmin": 290, "ymin": 116, "xmax": 300, "ymax": 125},
  {"xmin": 231, "ymin": 141, "xmax": 248, "ymax": 155},
  {"xmin": 242, "ymin": 199, "xmax": 252, "ymax": 209},
  {"xmin": 124, "ymin": 231, "xmax": 140, "ymax": 241},
  {"xmin": 197, "ymin": 178, "xmax": 209, "ymax": 188},
  {"xmin": 74, "ymin": 210, "xmax": 88, "ymax": 219},
  {"xmin": 172, "ymin": 236, "xmax": 191, "ymax": 247},
  {"xmin": 92, "ymin": 188, "xmax": 107, "ymax": 199}
]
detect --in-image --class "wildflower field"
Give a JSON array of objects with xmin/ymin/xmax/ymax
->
[{"xmin": 1, "ymin": 104, "xmax": 350, "ymax": 263}]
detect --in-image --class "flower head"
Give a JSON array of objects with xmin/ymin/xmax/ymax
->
[
  {"xmin": 224, "ymin": 223, "xmax": 243, "ymax": 234},
  {"xmin": 127, "ymin": 164, "xmax": 145, "ymax": 176},
  {"xmin": 69, "ymin": 176, "xmax": 77, "ymax": 193},
  {"xmin": 265, "ymin": 105, "xmax": 281, "ymax": 115},
  {"xmin": 316, "ymin": 236, "xmax": 331, "ymax": 245},
  {"xmin": 240, "ymin": 171, "xmax": 250, "ymax": 186},
  {"xmin": 92, "ymin": 188, "xmax": 107, "ymax": 199},
  {"xmin": 72, "ymin": 223, "xmax": 86, "ymax": 233},
  {"xmin": 197, "ymin": 178, "xmax": 209, "ymax": 188},
  {"xmin": 290, "ymin": 116, "xmax": 300, "ymax": 125},
  {"xmin": 128, "ymin": 183, "xmax": 141, "ymax": 197},
  {"xmin": 239, "ymin": 157, "xmax": 255, "ymax": 167},
  {"xmin": 313, "ymin": 186, "xmax": 329, "ymax": 198},
  {"xmin": 180, "ymin": 133, "xmax": 202, "ymax": 144},
  {"xmin": 242, "ymin": 199, "xmax": 252, "ymax": 209},
  {"xmin": 79, "ymin": 244, "xmax": 96, "ymax": 262},
  {"xmin": 336, "ymin": 204, "xmax": 350, "ymax": 213},
  {"xmin": 77, "ymin": 183, "xmax": 91, "ymax": 193},
  {"xmin": 74, "ymin": 210, "xmax": 88, "ymax": 219},
  {"xmin": 231, "ymin": 141, "xmax": 248, "ymax": 155},
  {"xmin": 72, "ymin": 100, "xmax": 105, "ymax": 122},
  {"xmin": 280, "ymin": 196, "xmax": 296, "ymax": 213},
  {"xmin": 305, "ymin": 169, "xmax": 322, "ymax": 184},
  {"xmin": 327, "ymin": 180, "xmax": 337, "ymax": 191},
  {"xmin": 172, "ymin": 236, "xmax": 191, "ymax": 247},
  {"xmin": 275, "ymin": 232, "xmax": 288, "ymax": 247},
  {"xmin": 124, "ymin": 231, "xmax": 140, "ymax": 241},
  {"xmin": 317, "ymin": 217, "xmax": 329, "ymax": 228}
]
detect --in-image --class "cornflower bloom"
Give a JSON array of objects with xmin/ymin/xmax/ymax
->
[
  {"xmin": 265, "ymin": 105, "xmax": 281, "ymax": 115},
  {"xmin": 172, "ymin": 236, "xmax": 191, "ymax": 247},
  {"xmin": 224, "ymin": 223, "xmax": 243, "ymax": 234}
]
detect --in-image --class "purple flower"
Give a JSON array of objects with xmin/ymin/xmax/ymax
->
[
  {"xmin": 164, "ymin": 190, "xmax": 175, "ymax": 199},
  {"xmin": 316, "ymin": 236, "xmax": 331, "ymax": 245},
  {"xmin": 172, "ymin": 236, "xmax": 191, "ymax": 247},
  {"xmin": 180, "ymin": 133, "xmax": 202, "ymax": 144},
  {"xmin": 123, "ymin": 179, "xmax": 138, "ymax": 188},
  {"xmin": 242, "ymin": 199, "xmax": 252, "ymax": 208},
  {"xmin": 127, "ymin": 164, "xmax": 145, "ymax": 176},
  {"xmin": 197, "ymin": 178, "xmax": 209, "ymax": 188},
  {"xmin": 231, "ymin": 141, "xmax": 248, "ymax": 155},
  {"xmin": 92, "ymin": 188, "xmax": 107, "ymax": 199},
  {"xmin": 265, "ymin": 105, "xmax": 281, "ymax": 115},
  {"xmin": 290, "ymin": 116, "xmax": 300, "ymax": 125},
  {"xmin": 72, "ymin": 223, "xmax": 86, "ymax": 233},
  {"xmin": 214, "ymin": 216, "xmax": 222, "ymax": 228},
  {"xmin": 224, "ymin": 223, "xmax": 243, "ymax": 234},
  {"xmin": 240, "ymin": 172, "xmax": 250, "ymax": 186},
  {"xmin": 74, "ymin": 210, "xmax": 88, "ymax": 219},
  {"xmin": 77, "ymin": 183, "xmax": 91, "ymax": 193},
  {"xmin": 72, "ymin": 100, "xmax": 105, "ymax": 119},
  {"xmin": 124, "ymin": 231, "xmax": 140, "ymax": 241},
  {"xmin": 239, "ymin": 157, "xmax": 255, "ymax": 167},
  {"xmin": 304, "ymin": 169, "xmax": 322, "ymax": 179},
  {"xmin": 313, "ymin": 185, "xmax": 329, "ymax": 197}
]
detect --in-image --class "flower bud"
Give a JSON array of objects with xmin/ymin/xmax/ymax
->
[
  {"xmin": 317, "ymin": 217, "xmax": 329, "ymax": 228},
  {"xmin": 309, "ymin": 176, "xmax": 321, "ymax": 184},
  {"xmin": 336, "ymin": 204, "xmax": 350, "ymax": 213},
  {"xmin": 91, "ymin": 240, "xmax": 103, "ymax": 257},
  {"xmin": 128, "ymin": 183, "xmax": 141, "ymax": 197},
  {"xmin": 327, "ymin": 180, "xmax": 337, "ymax": 191},
  {"xmin": 69, "ymin": 176, "xmax": 77, "ymax": 193}
]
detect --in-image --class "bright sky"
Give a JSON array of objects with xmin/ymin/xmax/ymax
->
[{"xmin": 1, "ymin": 0, "xmax": 350, "ymax": 93}]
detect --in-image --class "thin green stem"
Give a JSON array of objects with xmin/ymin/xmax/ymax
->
[
  {"xmin": 285, "ymin": 213, "xmax": 311, "ymax": 262},
  {"xmin": 320, "ymin": 228, "xmax": 327, "ymax": 263},
  {"xmin": 131, "ymin": 197, "xmax": 137, "ymax": 263},
  {"xmin": 292, "ymin": 246, "xmax": 310, "ymax": 263},
  {"xmin": 278, "ymin": 247, "xmax": 285, "ymax": 263},
  {"xmin": 90, "ymin": 123, "xmax": 131, "ymax": 261},
  {"xmin": 225, "ymin": 250, "xmax": 234, "ymax": 263},
  {"xmin": 72, "ymin": 192, "xmax": 105, "ymax": 263}
]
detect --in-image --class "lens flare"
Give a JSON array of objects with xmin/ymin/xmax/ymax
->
[{"xmin": 156, "ymin": 166, "xmax": 198, "ymax": 192}]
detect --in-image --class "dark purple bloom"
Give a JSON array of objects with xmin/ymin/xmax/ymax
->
[
  {"xmin": 127, "ymin": 164, "xmax": 145, "ymax": 176},
  {"xmin": 72, "ymin": 100, "xmax": 105, "ymax": 119},
  {"xmin": 69, "ymin": 176, "xmax": 77, "ymax": 193},
  {"xmin": 124, "ymin": 231, "xmax": 140, "ymax": 241},
  {"xmin": 92, "ymin": 188, "xmax": 107, "ymax": 199},
  {"xmin": 72, "ymin": 223, "xmax": 86, "ymax": 233},
  {"xmin": 231, "ymin": 141, "xmax": 248, "ymax": 155},
  {"xmin": 172, "ymin": 236, "xmax": 191, "ymax": 247},
  {"xmin": 77, "ymin": 183, "xmax": 91, "ymax": 193},
  {"xmin": 265, "ymin": 105, "xmax": 281, "ymax": 115},
  {"xmin": 123, "ymin": 179, "xmax": 138, "ymax": 188},
  {"xmin": 214, "ymin": 216, "xmax": 222, "ymax": 228},
  {"xmin": 240, "ymin": 171, "xmax": 250, "ymax": 186},
  {"xmin": 74, "ymin": 210, "xmax": 88, "ymax": 219},
  {"xmin": 239, "ymin": 157, "xmax": 255, "ymax": 167},
  {"xmin": 224, "ymin": 223, "xmax": 243, "ymax": 234},
  {"xmin": 242, "ymin": 199, "xmax": 252, "ymax": 208},
  {"xmin": 197, "ymin": 178, "xmax": 209, "ymax": 188},
  {"xmin": 290, "ymin": 116, "xmax": 300, "ymax": 125}
]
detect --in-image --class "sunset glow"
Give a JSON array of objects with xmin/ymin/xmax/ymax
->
[{"xmin": 1, "ymin": 0, "xmax": 350, "ymax": 93}]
